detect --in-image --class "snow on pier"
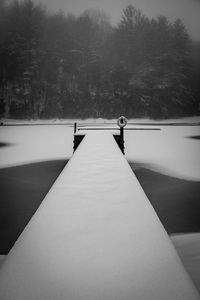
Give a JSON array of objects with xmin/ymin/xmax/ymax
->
[{"xmin": 0, "ymin": 131, "xmax": 199, "ymax": 299}]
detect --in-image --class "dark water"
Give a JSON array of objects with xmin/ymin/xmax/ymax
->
[
  {"xmin": 0, "ymin": 142, "xmax": 13, "ymax": 148},
  {"xmin": 187, "ymin": 135, "xmax": 200, "ymax": 140},
  {"xmin": 130, "ymin": 163, "xmax": 200, "ymax": 235},
  {"xmin": 0, "ymin": 160, "xmax": 68, "ymax": 254},
  {"xmin": 0, "ymin": 159, "xmax": 200, "ymax": 254}
]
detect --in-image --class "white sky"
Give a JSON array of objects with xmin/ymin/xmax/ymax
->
[{"xmin": 34, "ymin": 0, "xmax": 200, "ymax": 40}]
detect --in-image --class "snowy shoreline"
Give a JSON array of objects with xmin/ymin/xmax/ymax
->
[{"xmin": 1, "ymin": 115, "xmax": 200, "ymax": 126}]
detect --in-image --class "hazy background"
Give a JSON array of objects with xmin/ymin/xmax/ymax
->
[
  {"xmin": 1, "ymin": 0, "xmax": 200, "ymax": 120},
  {"xmin": 32, "ymin": 0, "xmax": 200, "ymax": 40}
]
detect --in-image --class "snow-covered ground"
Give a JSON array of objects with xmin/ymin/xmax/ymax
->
[
  {"xmin": 125, "ymin": 124, "xmax": 200, "ymax": 181},
  {"xmin": 1, "ymin": 115, "xmax": 200, "ymax": 125},
  {"xmin": 0, "ymin": 124, "xmax": 74, "ymax": 168},
  {"xmin": 0, "ymin": 117, "xmax": 200, "ymax": 293}
]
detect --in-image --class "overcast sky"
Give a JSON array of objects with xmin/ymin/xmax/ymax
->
[{"xmin": 34, "ymin": 0, "xmax": 200, "ymax": 40}]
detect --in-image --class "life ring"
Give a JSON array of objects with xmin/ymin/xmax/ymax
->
[{"xmin": 117, "ymin": 116, "xmax": 127, "ymax": 128}]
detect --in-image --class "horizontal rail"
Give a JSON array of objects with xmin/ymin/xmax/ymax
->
[{"xmin": 77, "ymin": 127, "xmax": 161, "ymax": 130}]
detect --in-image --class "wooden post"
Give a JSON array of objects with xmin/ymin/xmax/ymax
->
[
  {"xmin": 74, "ymin": 122, "xmax": 77, "ymax": 134},
  {"xmin": 117, "ymin": 116, "xmax": 127, "ymax": 155},
  {"xmin": 120, "ymin": 127, "xmax": 125, "ymax": 154}
]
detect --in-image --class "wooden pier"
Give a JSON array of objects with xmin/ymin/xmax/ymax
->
[{"xmin": 0, "ymin": 131, "xmax": 199, "ymax": 299}]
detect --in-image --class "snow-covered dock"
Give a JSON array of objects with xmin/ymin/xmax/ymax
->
[{"xmin": 0, "ymin": 131, "xmax": 199, "ymax": 299}]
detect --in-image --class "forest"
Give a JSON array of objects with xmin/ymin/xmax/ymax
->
[{"xmin": 0, "ymin": 0, "xmax": 200, "ymax": 119}]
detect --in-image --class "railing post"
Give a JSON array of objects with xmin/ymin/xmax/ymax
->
[
  {"xmin": 117, "ymin": 116, "xmax": 127, "ymax": 155},
  {"xmin": 74, "ymin": 122, "xmax": 77, "ymax": 134},
  {"xmin": 120, "ymin": 126, "xmax": 125, "ymax": 154}
]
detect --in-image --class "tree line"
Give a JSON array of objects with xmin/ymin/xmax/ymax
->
[{"xmin": 0, "ymin": 0, "xmax": 200, "ymax": 119}]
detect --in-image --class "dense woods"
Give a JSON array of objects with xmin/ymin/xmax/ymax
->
[{"xmin": 0, "ymin": 0, "xmax": 200, "ymax": 119}]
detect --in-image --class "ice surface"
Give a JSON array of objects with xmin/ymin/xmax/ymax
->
[
  {"xmin": 0, "ymin": 118, "xmax": 199, "ymax": 181},
  {"xmin": 125, "ymin": 125, "xmax": 200, "ymax": 181},
  {"xmin": 0, "ymin": 125, "xmax": 74, "ymax": 168},
  {"xmin": 0, "ymin": 131, "xmax": 199, "ymax": 299}
]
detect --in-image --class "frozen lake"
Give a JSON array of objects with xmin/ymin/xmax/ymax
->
[
  {"xmin": 0, "ymin": 117, "xmax": 200, "ymax": 181},
  {"xmin": 0, "ymin": 117, "xmax": 200, "ymax": 291}
]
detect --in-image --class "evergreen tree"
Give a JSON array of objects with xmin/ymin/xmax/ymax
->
[{"xmin": 0, "ymin": 1, "xmax": 198, "ymax": 119}]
